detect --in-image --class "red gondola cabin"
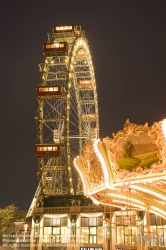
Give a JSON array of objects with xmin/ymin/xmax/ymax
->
[
  {"xmin": 78, "ymin": 80, "xmax": 92, "ymax": 88},
  {"xmin": 36, "ymin": 86, "xmax": 62, "ymax": 98},
  {"xmin": 35, "ymin": 144, "xmax": 61, "ymax": 157},
  {"xmin": 53, "ymin": 25, "xmax": 74, "ymax": 33},
  {"xmin": 81, "ymin": 114, "xmax": 97, "ymax": 122},
  {"xmin": 43, "ymin": 42, "xmax": 68, "ymax": 53}
]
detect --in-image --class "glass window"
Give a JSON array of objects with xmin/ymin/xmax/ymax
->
[
  {"xmin": 90, "ymin": 227, "xmax": 96, "ymax": 235},
  {"xmin": 97, "ymin": 216, "xmax": 103, "ymax": 226},
  {"xmin": 53, "ymin": 218, "xmax": 60, "ymax": 226},
  {"xmin": 81, "ymin": 217, "xmax": 103, "ymax": 244},
  {"xmin": 150, "ymin": 225, "xmax": 157, "ymax": 234},
  {"xmin": 61, "ymin": 217, "xmax": 68, "ymax": 226},
  {"xmin": 53, "ymin": 227, "xmax": 60, "ymax": 234},
  {"xmin": 150, "ymin": 214, "xmax": 156, "ymax": 225},
  {"xmin": 44, "ymin": 218, "xmax": 52, "ymax": 226},
  {"xmin": 117, "ymin": 225, "xmax": 136, "ymax": 245},
  {"xmin": 43, "ymin": 227, "xmax": 52, "ymax": 243},
  {"xmin": 89, "ymin": 217, "xmax": 96, "ymax": 226},
  {"xmin": 156, "ymin": 216, "xmax": 162, "ymax": 226},
  {"xmin": 97, "ymin": 227, "xmax": 103, "ymax": 244},
  {"xmin": 116, "ymin": 216, "xmax": 121, "ymax": 222},
  {"xmin": 81, "ymin": 234, "xmax": 88, "ymax": 243},
  {"xmin": 125, "ymin": 227, "xmax": 131, "ymax": 235},
  {"xmin": 82, "ymin": 227, "xmax": 89, "ymax": 235},
  {"xmin": 44, "ymin": 217, "xmax": 67, "ymax": 244},
  {"xmin": 61, "ymin": 227, "xmax": 67, "ymax": 243},
  {"xmin": 52, "ymin": 147, "xmax": 57, "ymax": 151},
  {"xmin": 81, "ymin": 218, "xmax": 88, "ymax": 226},
  {"xmin": 89, "ymin": 235, "xmax": 96, "ymax": 243}
]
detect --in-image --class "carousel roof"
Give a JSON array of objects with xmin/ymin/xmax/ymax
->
[{"xmin": 74, "ymin": 119, "xmax": 166, "ymax": 219}]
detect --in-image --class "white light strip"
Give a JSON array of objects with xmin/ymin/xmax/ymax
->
[
  {"xmin": 113, "ymin": 175, "xmax": 166, "ymax": 186},
  {"xmin": 90, "ymin": 195, "xmax": 100, "ymax": 205},
  {"xmin": 94, "ymin": 139, "xmax": 109, "ymax": 186},
  {"xmin": 149, "ymin": 208, "xmax": 166, "ymax": 220},
  {"xmin": 150, "ymin": 206, "xmax": 166, "ymax": 216},
  {"xmin": 130, "ymin": 184, "xmax": 166, "ymax": 201},
  {"xmin": 89, "ymin": 187, "xmax": 107, "ymax": 195},
  {"xmin": 80, "ymin": 213, "xmax": 102, "ymax": 217},
  {"xmin": 161, "ymin": 119, "xmax": 166, "ymax": 141},
  {"xmin": 74, "ymin": 157, "xmax": 87, "ymax": 195},
  {"xmin": 109, "ymin": 193, "xmax": 145, "ymax": 206},
  {"xmin": 44, "ymin": 214, "xmax": 67, "ymax": 218},
  {"xmin": 111, "ymin": 200, "xmax": 146, "ymax": 210}
]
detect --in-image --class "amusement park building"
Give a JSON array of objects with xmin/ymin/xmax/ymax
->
[{"xmin": 4, "ymin": 25, "xmax": 166, "ymax": 250}]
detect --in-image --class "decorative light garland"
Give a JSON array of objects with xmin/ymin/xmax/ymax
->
[
  {"xmin": 73, "ymin": 157, "xmax": 87, "ymax": 195},
  {"xmin": 94, "ymin": 139, "xmax": 109, "ymax": 186}
]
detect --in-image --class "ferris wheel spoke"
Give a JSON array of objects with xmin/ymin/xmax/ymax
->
[{"xmin": 34, "ymin": 25, "xmax": 99, "ymax": 198}]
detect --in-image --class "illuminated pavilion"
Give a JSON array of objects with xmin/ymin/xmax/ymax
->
[{"xmin": 74, "ymin": 119, "xmax": 166, "ymax": 250}]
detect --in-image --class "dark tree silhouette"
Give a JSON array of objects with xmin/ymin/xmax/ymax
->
[{"xmin": 123, "ymin": 140, "xmax": 135, "ymax": 158}]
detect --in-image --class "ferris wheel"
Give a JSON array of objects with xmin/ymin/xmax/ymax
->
[{"xmin": 34, "ymin": 25, "xmax": 99, "ymax": 200}]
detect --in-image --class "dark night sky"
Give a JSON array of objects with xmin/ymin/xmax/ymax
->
[{"xmin": 0, "ymin": 0, "xmax": 166, "ymax": 210}]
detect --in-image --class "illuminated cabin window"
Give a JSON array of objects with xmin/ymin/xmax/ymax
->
[
  {"xmin": 56, "ymin": 25, "xmax": 72, "ymax": 31},
  {"xmin": 46, "ymin": 43, "xmax": 64, "ymax": 49},
  {"xmin": 39, "ymin": 87, "xmax": 59, "ymax": 92},
  {"xmin": 81, "ymin": 114, "xmax": 97, "ymax": 122},
  {"xmin": 77, "ymin": 49, "xmax": 86, "ymax": 56},
  {"xmin": 36, "ymin": 86, "xmax": 62, "ymax": 98},
  {"xmin": 78, "ymin": 80, "xmax": 92, "ymax": 87},
  {"xmin": 37, "ymin": 146, "xmax": 57, "ymax": 152},
  {"xmin": 43, "ymin": 217, "xmax": 68, "ymax": 243},
  {"xmin": 81, "ymin": 217, "xmax": 103, "ymax": 244}
]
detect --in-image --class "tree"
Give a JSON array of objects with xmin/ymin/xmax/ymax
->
[
  {"xmin": 0, "ymin": 204, "xmax": 27, "ymax": 243},
  {"xmin": 123, "ymin": 140, "xmax": 135, "ymax": 158}
]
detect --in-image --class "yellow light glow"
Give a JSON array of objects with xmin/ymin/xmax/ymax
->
[
  {"xmin": 161, "ymin": 119, "xmax": 166, "ymax": 140},
  {"xmin": 149, "ymin": 208, "xmax": 166, "ymax": 220},
  {"xmin": 44, "ymin": 214, "xmax": 67, "ymax": 218},
  {"xmin": 130, "ymin": 184, "xmax": 166, "ymax": 201},
  {"xmin": 94, "ymin": 139, "xmax": 109, "ymax": 186},
  {"xmin": 74, "ymin": 158, "xmax": 87, "ymax": 194}
]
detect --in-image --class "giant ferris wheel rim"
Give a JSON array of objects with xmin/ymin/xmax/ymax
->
[{"xmin": 31, "ymin": 25, "xmax": 99, "ymax": 215}]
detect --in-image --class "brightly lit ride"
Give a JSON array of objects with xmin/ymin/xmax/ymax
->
[
  {"xmin": 30, "ymin": 24, "xmax": 99, "ymax": 215},
  {"xmin": 74, "ymin": 119, "xmax": 166, "ymax": 219}
]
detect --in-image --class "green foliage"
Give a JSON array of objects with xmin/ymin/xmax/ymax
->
[
  {"xmin": 0, "ymin": 204, "xmax": 27, "ymax": 242},
  {"xmin": 139, "ymin": 155, "xmax": 158, "ymax": 169},
  {"xmin": 123, "ymin": 140, "xmax": 135, "ymax": 158},
  {"xmin": 117, "ymin": 157, "xmax": 141, "ymax": 171},
  {"xmin": 117, "ymin": 155, "xmax": 158, "ymax": 171}
]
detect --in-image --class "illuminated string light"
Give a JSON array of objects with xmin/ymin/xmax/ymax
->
[
  {"xmin": 149, "ymin": 208, "xmax": 166, "ymax": 220},
  {"xmin": 161, "ymin": 119, "xmax": 166, "ymax": 141},
  {"xmin": 94, "ymin": 139, "xmax": 109, "ymax": 186},
  {"xmin": 73, "ymin": 157, "xmax": 87, "ymax": 195},
  {"xmin": 130, "ymin": 184, "xmax": 166, "ymax": 201}
]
